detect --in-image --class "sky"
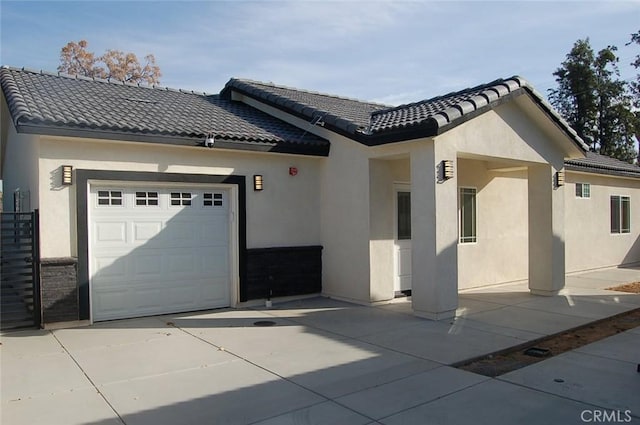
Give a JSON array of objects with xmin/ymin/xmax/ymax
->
[{"xmin": 0, "ymin": 0, "xmax": 639, "ymax": 107}]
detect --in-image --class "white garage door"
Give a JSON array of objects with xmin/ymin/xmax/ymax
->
[{"xmin": 89, "ymin": 184, "xmax": 231, "ymax": 321}]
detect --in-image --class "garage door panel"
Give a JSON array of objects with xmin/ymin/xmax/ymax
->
[
  {"xmin": 94, "ymin": 221, "xmax": 127, "ymax": 244},
  {"xmin": 200, "ymin": 222, "xmax": 229, "ymax": 244},
  {"xmin": 161, "ymin": 221, "xmax": 200, "ymax": 247},
  {"xmin": 165, "ymin": 251, "xmax": 200, "ymax": 275},
  {"xmin": 93, "ymin": 287, "xmax": 132, "ymax": 319},
  {"xmin": 90, "ymin": 185, "xmax": 232, "ymax": 321},
  {"xmin": 131, "ymin": 254, "xmax": 164, "ymax": 276},
  {"xmin": 202, "ymin": 248, "xmax": 229, "ymax": 276},
  {"xmin": 133, "ymin": 221, "xmax": 163, "ymax": 243},
  {"xmin": 93, "ymin": 256, "xmax": 127, "ymax": 281}
]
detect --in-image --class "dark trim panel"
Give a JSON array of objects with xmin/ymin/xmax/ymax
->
[
  {"xmin": 244, "ymin": 245, "xmax": 322, "ymax": 301},
  {"xmin": 75, "ymin": 170, "xmax": 247, "ymax": 320}
]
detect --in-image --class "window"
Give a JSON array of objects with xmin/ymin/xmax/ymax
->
[
  {"xmin": 397, "ymin": 191, "xmax": 411, "ymax": 240},
  {"xmin": 97, "ymin": 190, "xmax": 123, "ymax": 206},
  {"xmin": 575, "ymin": 183, "xmax": 590, "ymax": 198},
  {"xmin": 135, "ymin": 191, "xmax": 159, "ymax": 206},
  {"xmin": 610, "ymin": 196, "xmax": 630, "ymax": 234},
  {"xmin": 459, "ymin": 188, "xmax": 477, "ymax": 243},
  {"xmin": 203, "ymin": 192, "xmax": 223, "ymax": 207},
  {"xmin": 170, "ymin": 192, "xmax": 192, "ymax": 206}
]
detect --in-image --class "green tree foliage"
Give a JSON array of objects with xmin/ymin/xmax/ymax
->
[
  {"xmin": 549, "ymin": 38, "xmax": 638, "ymax": 163},
  {"xmin": 58, "ymin": 40, "xmax": 161, "ymax": 85},
  {"xmin": 628, "ymin": 30, "xmax": 640, "ymax": 107}
]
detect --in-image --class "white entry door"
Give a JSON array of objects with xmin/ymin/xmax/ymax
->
[
  {"xmin": 89, "ymin": 184, "xmax": 232, "ymax": 321},
  {"xmin": 394, "ymin": 185, "xmax": 412, "ymax": 292}
]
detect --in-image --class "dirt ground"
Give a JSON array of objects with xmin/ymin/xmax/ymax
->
[
  {"xmin": 606, "ymin": 281, "xmax": 640, "ymax": 293},
  {"xmin": 458, "ymin": 283, "xmax": 640, "ymax": 377}
]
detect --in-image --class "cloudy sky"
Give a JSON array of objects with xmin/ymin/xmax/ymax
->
[{"xmin": 1, "ymin": 1, "xmax": 638, "ymax": 106}]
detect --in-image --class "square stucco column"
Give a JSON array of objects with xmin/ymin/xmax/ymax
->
[
  {"xmin": 528, "ymin": 164, "xmax": 565, "ymax": 295},
  {"xmin": 410, "ymin": 144, "xmax": 458, "ymax": 320}
]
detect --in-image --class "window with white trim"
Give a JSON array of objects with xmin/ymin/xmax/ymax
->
[
  {"xmin": 97, "ymin": 190, "xmax": 123, "ymax": 206},
  {"xmin": 170, "ymin": 192, "xmax": 192, "ymax": 206},
  {"xmin": 610, "ymin": 195, "xmax": 630, "ymax": 234},
  {"xmin": 397, "ymin": 191, "xmax": 411, "ymax": 240},
  {"xmin": 459, "ymin": 187, "xmax": 477, "ymax": 243},
  {"xmin": 135, "ymin": 191, "xmax": 159, "ymax": 206},
  {"xmin": 203, "ymin": 192, "xmax": 223, "ymax": 207},
  {"xmin": 575, "ymin": 183, "xmax": 590, "ymax": 198}
]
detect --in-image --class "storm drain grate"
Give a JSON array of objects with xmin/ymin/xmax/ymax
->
[{"xmin": 253, "ymin": 320, "xmax": 276, "ymax": 327}]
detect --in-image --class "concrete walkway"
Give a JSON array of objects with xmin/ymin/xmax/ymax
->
[{"xmin": 2, "ymin": 266, "xmax": 640, "ymax": 425}]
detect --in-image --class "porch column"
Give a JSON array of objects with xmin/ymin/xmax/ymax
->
[
  {"xmin": 410, "ymin": 144, "xmax": 458, "ymax": 320},
  {"xmin": 528, "ymin": 164, "xmax": 565, "ymax": 295}
]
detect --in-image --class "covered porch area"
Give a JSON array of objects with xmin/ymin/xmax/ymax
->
[{"xmin": 369, "ymin": 148, "xmax": 567, "ymax": 320}]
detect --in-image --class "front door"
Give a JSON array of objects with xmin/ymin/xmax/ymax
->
[{"xmin": 394, "ymin": 185, "xmax": 411, "ymax": 293}]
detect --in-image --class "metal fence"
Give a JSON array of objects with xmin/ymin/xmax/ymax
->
[{"xmin": 1, "ymin": 210, "xmax": 41, "ymax": 329}]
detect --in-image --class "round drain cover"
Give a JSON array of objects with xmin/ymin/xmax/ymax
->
[{"xmin": 253, "ymin": 320, "xmax": 276, "ymax": 327}]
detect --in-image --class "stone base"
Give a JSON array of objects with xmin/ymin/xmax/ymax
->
[{"xmin": 41, "ymin": 257, "xmax": 79, "ymax": 324}]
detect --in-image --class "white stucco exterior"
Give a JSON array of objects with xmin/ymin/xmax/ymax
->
[
  {"xmin": 1, "ymin": 123, "xmax": 40, "ymax": 212},
  {"xmin": 565, "ymin": 172, "xmax": 640, "ymax": 272},
  {"xmin": 3, "ymin": 79, "xmax": 639, "ymax": 324},
  {"xmin": 33, "ymin": 135, "xmax": 323, "ymax": 258}
]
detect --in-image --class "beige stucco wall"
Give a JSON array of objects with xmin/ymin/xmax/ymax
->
[
  {"xmin": 37, "ymin": 136, "xmax": 322, "ymax": 258},
  {"xmin": 435, "ymin": 100, "xmax": 571, "ymax": 296},
  {"xmin": 318, "ymin": 133, "xmax": 372, "ymax": 302},
  {"xmin": 456, "ymin": 159, "xmax": 529, "ymax": 289},
  {"xmin": 565, "ymin": 171, "xmax": 640, "ymax": 272},
  {"xmin": 369, "ymin": 157, "xmax": 410, "ymax": 301},
  {"xmin": 437, "ymin": 101, "xmax": 567, "ymax": 169},
  {"xmin": 1, "ymin": 122, "xmax": 39, "ymax": 212},
  {"xmin": 233, "ymin": 93, "xmax": 376, "ymax": 303},
  {"xmin": 233, "ymin": 93, "xmax": 582, "ymax": 308}
]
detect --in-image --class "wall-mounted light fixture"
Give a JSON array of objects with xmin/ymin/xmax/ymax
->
[
  {"xmin": 62, "ymin": 165, "xmax": 73, "ymax": 185},
  {"xmin": 254, "ymin": 175, "xmax": 264, "ymax": 191},
  {"xmin": 555, "ymin": 170, "xmax": 565, "ymax": 187},
  {"xmin": 441, "ymin": 160, "xmax": 454, "ymax": 180}
]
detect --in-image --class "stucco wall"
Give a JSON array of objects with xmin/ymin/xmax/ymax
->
[
  {"xmin": 456, "ymin": 159, "xmax": 529, "ymax": 289},
  {"xmin": 369, "ymin": 157, "xmax": 410, "ymax": 301},
  {"xmin": 565, "ymin": 171, "xmax": 640, "ymax": 272},
  {"xmin": 2, "ymin": 122, "xmax": 39, "ymax": 212},
  {"xmin": 37, "ymin": 137, "xmax": 322, "ymax": 258},
  {"xmin": 233, "ymin": 93, "xmax": 376, "ymax": 303},
  {"xmin": 438, "ymin": 101, "xmax": 567, "ymax": 170},
  {"xmin": 319, "ymin": 133, "xmax": 372, "ymax": 302}
]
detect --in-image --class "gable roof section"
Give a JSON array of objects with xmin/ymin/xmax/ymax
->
[
  {"xmin": 221, "ymin": 78, "xmax": 389, "ymax": 135},
  {"xmin": 223, "ymin": 77, "xmax": 587, "ymax": 151},
  {"xmin": 565, "ymin": 151, "xmax": 640, "ymax": 179},
  {"xmin": 0, "ymin": 66, "xmax": 329, "ymax": 156}
]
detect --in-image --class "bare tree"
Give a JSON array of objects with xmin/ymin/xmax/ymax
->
[{"xmin": 58, "ymin": 40, "xmax": 161, "ymax": 85}]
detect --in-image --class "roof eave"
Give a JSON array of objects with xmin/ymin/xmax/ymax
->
[
  {"xmin": 15, "ymin": 123, "xmax": 330, "ymax": 157},
  {"xmin": 565, "ymin": 163, "xmax": 640, "ymax": 179}
]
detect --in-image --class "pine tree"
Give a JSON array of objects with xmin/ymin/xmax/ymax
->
[{"xmin": 549, "ymin": 39, "xmax": 638, "ymax": 163}]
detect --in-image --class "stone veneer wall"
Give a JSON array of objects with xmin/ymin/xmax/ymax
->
[{"xmin": 40, "ymin": 257, "xmax": 79, "ymax": 324}]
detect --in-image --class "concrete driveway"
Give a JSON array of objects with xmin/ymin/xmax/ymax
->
[{"xmin": 2, "ymin": 267, "xmax": 640, "ymax": 425}]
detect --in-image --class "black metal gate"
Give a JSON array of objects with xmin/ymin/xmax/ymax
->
[{"xmin": 1, "ymin": 210, "xmax": 41, "ymax": 329}]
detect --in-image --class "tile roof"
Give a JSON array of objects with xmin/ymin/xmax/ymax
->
[
  {"xmin": 0, "ymin": 66, "xmax": 329, "ymax": 156},
  {"xmin": 223, "ymin": 77, "xmax": 587, "ymax": 150},
  {"xmin": 565, "ymin": 151, "xmax": 640, "ymax": 179},
  {"xmin": 222, "ymin": 78, "xmax": 389, "ymax": 135}
]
